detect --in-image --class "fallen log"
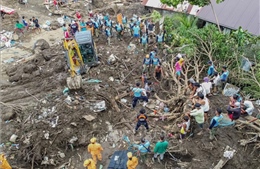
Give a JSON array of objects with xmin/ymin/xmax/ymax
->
[
  {"xmin": 115, "ymin": 92, "xmax": 129, "ymax": 100},
  {"xmin": 236, "ymin": 120, "xmax": 260, "ymax": 132},
  {"xmin": 239, "ymin": 134, "xmax": 259, "ymax": 146},
  {"xmin": 213, "ymin": 146, "xmax": 236, "ymax": 169},
  {"xmin": 147, "ymin": 113, "xmax": 180, "ymax": 118}
]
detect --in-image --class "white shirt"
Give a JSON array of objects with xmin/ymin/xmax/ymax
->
[
  {"xmin": 201, "ymin": 98, "xmax": 209, "ymax": 112},
  {"xmin": 194, "ymin": 86, "xmax": 206, "ymax": 97},
  {"xmin": 201, "ymin": 82, "xmax": 212, "ymax": 94},
  {"xmin": 213, "ymin": 75, "xmax": 221, "ymax": 85},
  {"xmin": 244, "ymin": 100, "xmax": 254, "ymax": 115}
]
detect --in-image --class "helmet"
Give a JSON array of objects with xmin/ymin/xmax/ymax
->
[
  {"xmin": 83, "ymin": 159, "xmax": 91, "ymax": 167},
  {"xmin": 145, "ymin": 54, "xmax": 149, "ymax": 58},
  {"xmin": 127, "ymin": 152, "xmax": 133, "ymax": 158},
  {"xmin": 90, "ymin": 137, "xmax": 96, "ymax": 143}
]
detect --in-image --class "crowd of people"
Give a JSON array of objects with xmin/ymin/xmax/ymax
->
[{"xmin": 14, "ymin": 16, "xmax": 41, "ymax": 35}]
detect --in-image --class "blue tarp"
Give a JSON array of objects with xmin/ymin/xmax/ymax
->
[{"xmin": 108, "ymin": 150, "xmax": 128, "ymax": 169}]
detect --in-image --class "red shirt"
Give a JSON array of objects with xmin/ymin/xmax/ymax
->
[
  {"xmin": 54, "ymin": 0, "xmax": 57, "ymax": 5},
  {"xmin": 76, "ymin": 12, "xmax": 81, "ymax": 20}
]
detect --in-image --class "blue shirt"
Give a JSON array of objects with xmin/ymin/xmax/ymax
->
[
  {"xmin": 129, "ymin": 22, "xmax": 134, "ymax": 29},
  {"xmin": 149, "ymin": 51, "xmax": 156, "ymax": 60},
  {"xmin": 156, "ymin": 34, "xmax": 164, "ymax": 42},
  {"xmin": 220, "ymin": 71, "xmax": 229, "ymax": 81},
  {"xmin": 80, "ymin": 22, "xmax": 86, "ymax": 31},
  {"xmin": 104, "ymin": 15, "xmax": 109, "ymax": 21},
  {"xmin": 208, "ymin": 65, "xmax": 214, "ymax": 76},
  {"xmin": 143, "ymin": 58, "xmax": 151, "ymax": 65},
  {"xmin": 105, "ymin": 29, "xmax": 111, "ymax": 37},
  {"xmin": 105, "ymin": 20, "xmax": 112, "ymax": 27},
  {"xmin": 122, "ymin": 17, "xmax": 127, "ymax": 24},
  {"xmin": 140, "ymin": 36, "xmax": 148, "ymax": 44},
  {"xmin": 132, "ymin": 87, "xmax": 142, "ymax": 97},
  {"xmin": 152, "ymin": 58, "xmax": 160, "ymax": 66},
  {"xmin": 133, "ymin": 26, "xmax": 140, "ymax": 35},
  {"xmin": 209, "ymin": 115, "xmax": 223, "ymax": 129},
  {"xmin": 138, "ymin": 141, "xmax": 150, "ymax": 153},
  {"xmin": 115, "ymin": 24, "xmax": 122, "ymax": 31}
]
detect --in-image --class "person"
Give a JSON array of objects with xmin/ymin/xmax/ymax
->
[
  {"xmin": 174, "ymin": 58, "xmax": 184, "ymax": 81},
  {"xmin": 24, "ymin": 0, "xmax": 28, "ymax": 7},
  {"xmin": 83, "ymin": 158, "xmax": 96, "ymax": 169},
  {"xmin": 187, "ymin": 103, "xmax": 204, "ymax": 135},
  {"xmin": 105, "ymin": 26, "xmax": 112, "ymax": 46},
  {"xmin": 142, "ymin": 54, "xmax": 152, "ymax": 73},
  {"xmin": 196, "ymin": 93, "xmax": 210, "ymax": 122},
  {"xmin": 87, "ymin": 137, "xmax": 103, "ymax": 164},
  {"xmin": 208, "ymin": 108, "xmax": 223, "ymax": 140},
  {"xmin": 140, "ymin": 20, "xmax": 146, "ymax": 36},
  {"xmin": 135, "ymin": 108, "xmax": 149, "ymax": 133},
  {"xmin": 131, "ymin": 83, "xmax": 148, "ymax": 108},
  {"xmin": 129, "ymin": 19, "xmax": 135, "ymax": 36},
  {"xmin": 227, "ymin": 102, "xmax": 241, "ymax": 121},
  {"xmin": 152, "ymin": 56, "xmax": 160, "ymax": 68},
  {"xmin": 207, "ymin": 61, "xmax": 215, "ymax": 77},
  {"xmin": 105, "ymin": 18, "xmax": 113, "ymax": 34},
  {"xmin": 70, "ymin": 20, "xmax": 78, "ymax": 36},
  {"xmin": 141, "ymin": 71, "xmax": 148, "ymax": 87},
  {"xmin": 75, "ymin": 11, "xmax": 82, "ymax": 21},
  {"xmin": 156, "ymin": 32, "xmax": 164, "ymax": 48},
  {"xmin": 32, "ymin": 16, "xmax": 41, "ymax": 34},
  {"xmin": 14, "ymin": 21, "xmax": 24, "ymax": 35},
  {"xmin": 147, "ymin": 20, "xmax": 155, "ymax": 35},
  {"xmin": 154, "ymin": 65, "xmax": 163, "ymax": 81},
  {"xmin": 201, "ymin": 77, "xmax": 212, "ymax": 97},
  {"xmin": 0, "ymin": 154, "xmax": 12, "ymax": 169},
  {"xmin": 241, "ymin": 100, "xmax": 254, "ymax": 116},
  {"xmin": 191, "ymin": 83, "xmax": 206, "ymax": 99},
  {"xmin": 132, "ymin": 23, "xmax": 140, "ymax": 41},
  {"xmin": 115, "ymin": 22, "xmax": 123, "ymax": 40},
  {"xmin": 62, "ymin": 23, "xmax": 67, "ymax": 32},
  {"xmin": 53, "ymin": 0, "xmax": 59, "ymax": 10},
  {"xmin": 179, "ymin": 116, "xmax": 190, "ymax": 142},
  {"xmin": 149, "ymin": 48, "xmax": 157, "ymax": 60},
  {"xmin": 152, "ymin": 135, "xmax": 168, "ymax": 163},
  {"xmin": 211, "ymin": 72, "xmax": 221, "ymax": 94},
  {"xmin": 86, "ymin": 18, "xmax": 94, "ymax": 35},
  {"xmin": 116, "ymin": 12, "xmax": 123, "ymax": 24},
  {"xmin": 229, "ymin": 94, "xmax": 242, "ymax": 107},
  {"xmin": 127, "ymin": 152, "xmax": 138, "ymax": 169},
  {"xmin": 79, "ymin": 20, "xmax": 87, "ymax": 31},
  {"xmin": 92, "ymin": 18, "xmax": 100, "ymax": 37},
  {"xmin": 220, "ymin": 66, "xmax": 229, "ymax": 89},
  {"xmin": 122, "ymin": 14, "xmax": 127, "ymax": 26},
  {"xmin": 140, "ymin": 34, "xmax": 148, "ymax": 52},
  {"xmin": 137, "ymin": 138, "xmax": 150, "ymax": 163},
  {"xmin": 144, "ymin": 82, "xmax": 152, "ymax": 99},
  {"xmin": 22, "ymin": 16, "xmax": 29, "ymax": 30},
  {"xmin": 64, "ymin": 29, "xmax": 71, "ymax": 39}
]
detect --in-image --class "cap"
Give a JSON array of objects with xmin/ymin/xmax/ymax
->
[
  {"xmin": 127, "ymin": 152, "xmax": 133, "ymax": 158},
  {"xmin": 194, "ymin": 83, "xmax": 200, "ymax": 87},
  {"xmin": 195, "ymin": 103, "xmax": 201, "ymax": 107},
  {"xmin": 83, "ymin": 159, "xmax": 90, "ymax": 167},
  {"xmin": 141, "ymin": 138, "xmax": 145, "ymax": 142},
  {"xmin": 208, "ymin": 61, "xmax": 212, "ymax": 64},
  {"xmin": 203, "ymin": 77, "xmax": 209, "ymax": 82},
  {"xmin": 189, "ymin": 78, "xmax": 195, "ymax": 84},
  {"xmin": 90, "ymin": 137, "xmax": 96, "ymax": 143},
  {"xmin": 183, "ymin": 116, "xmax": 189, "ymax": 121},
  {"xmin": 235, "ymin": 102, "xmax": 240, "ymax": 107},
  {"xmin": 222, "ymin": 66, "xmax": 227, "ymax": 69},
  {"xmin": 145, "ymin": 54, "xmax": 149, "ymax": 58},
  {"xmin": 140, "ymin": 109, "xmax": 145, "ymax": 114}
]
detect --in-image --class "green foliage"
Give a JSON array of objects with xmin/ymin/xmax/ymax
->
[
  {"xmin": 160, "ymin": 0, "xmax": 225, "ymax": 7},
  {"xmin": 150, "ymin": 10, "xmax": 162, "ymax": 22}
]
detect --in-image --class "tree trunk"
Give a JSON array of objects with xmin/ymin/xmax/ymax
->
[{"xmin": 209, "ymin": 1, "xmax": 221, "ymax": 33}]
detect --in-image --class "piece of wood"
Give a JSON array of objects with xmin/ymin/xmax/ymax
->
[
  {"xmin": 243, "ymin": 116, "xmax": 260, "ymax": 127},
  {"xmin": 213, "ymin": 146, "xmax": 236, "ymax": 169},
  {"xmin": 115, "ymin": 92, "xmax": 129, "ymax": 100},
  {"xmin": 239, "ymin": 134, "xmax": 259, "ymax": 146},
  {"xmin": 236, "ymin": 120, "xmax": 260, "ymax": 132}
]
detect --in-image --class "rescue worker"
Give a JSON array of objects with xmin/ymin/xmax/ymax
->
[
  {"xmin": 152, "ymin": 56, "xmax": 160, "ymax": 68},
  {"xmin": 116, "ymin": 12, "xmax": 123, "ymax": 24},
  {"xmin": 87, "ymin": 137, "xmax": 103, "ymax": 164},
  {"xmin": 127, "ymin": 152, "xmax": 138, "ymax": 169},
  {"xmin": 70, "ymin": 20, "xmax": 78, "ymax": 36},
  {"xmin": 0, "ymin": 154, "xmax": 12, "ymax": 169},
  {"xmin": 137, "ymin": 138, "xmax": 150, "ymax": 163},
  {"xmin": 115, "ymin": 22, "xmax": 123, "ymax": 40},
  {"xmin": 83, "ymin": 158, "xmax": 96, "ymax": 169},
  {"xmin": 129, "ymin": 19, "xmax": 135, "ymax": 36},
  {"xmin": 140, "ymin": 33, "xmax": 148, "ymax": 52},
  {"xmin": 152, "ymin": 135, "xmax": 168, "ymax": 163},
  {"xmin": 131, "ymin": 83, "xmax": 148, "ymax": 108},
  {"xmin": 208, "ymin": 108, "xmax": 223, "ymax": 140},
  {"xmin": 132, "ymin": 23, "xmax": 140, "ymax": 41},
  {"xmin": 207, "ymin": 61, "xmax": 215, "ymax": 77},
  {"xmin": 220, "ymin": 66, "xmax": 229, "ymax": 89},
  {"xmin": 122, "ymin": 14, "xmax": 127, "ymax": 26},
  {"xmin": 105, "ymin": 18, "xmax": 113, "ymax": 35},
  {"xmin": 135, "ymin": 108, "xmax": 149, "ymax": 133},
  {"xmin": 105, "ymin": 26, "xmax": 112, "ymax": 46},
  {"xmin": 142, "ymin": 54, "xmax": 152, "ymax": 73},
  {"xmin": 92, "ymin": 18, "xmax": 100, "ymax": 37},
  {"xmin": 149, "ymin": 48, "xmax": 157, "ymax": 60},
  {"xmin": 156, "ymin": 32, "xmax": 164, "ymax": 49},
  {"xmin": 79, "ymin": 19, "xmax": 87, "ymax": 31},
  {"xmin": 154, "ymin": 65, "xmax": 163, "ymax": 81},
  {"xmin": 229, "ymin": 94, "xmax": 242, "ymax": 107}
]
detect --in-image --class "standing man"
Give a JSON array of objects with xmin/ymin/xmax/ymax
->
[
  {"xmin": 152, "ymin": 135, "xmax": 168, "ymax": 163},
  {"xmin": 105, "ymin": 26, "xmax": 112, "ymax": 46},
  {"xmin": 137, "ymin": 138, "xmax": 150, "ymax": 163},
  {"xmin": 156, "ymin": 32, "xmax": 164, "ymax": 49},
  {"xmin": 135, "ymin": 109, "xmax": 149, "ymax": 133},
  {"xmin": 79, "ymin": 19, "xmax": 87, "ymax": 31},
  {"xmin": 70, "ymin": 20, "xmax": 78, "ymax": 36},
  {"xmin": 129, "ymin": 19, "xmax": 135, "ymax": 36},
  {"xmin": 187, "ymin": 103, "xmax": 205, "ymax": 135},
  {"xmin": 154, "ymin": 65, "xmax": 163, "ymax": 81},
  {"xmin": 14, "ymin": 21, "xmax": 24, "ymax": 35},
  {"xmin": 115, "ymin": 22, "xmax": 123, "ymax": 41},
  {"xmin": 152, "ymin": 55, "xmax": 161, "ymax": 68},
  {"xmin": 131, "ymin": 83, "xmax": 148, "ymax": 108},
  {"xmin": 22, "ymin": 16, "xmax": 29, "ymax": 31},
  {"xmin": 132, "ymin": 23, "xmax": 140, "ymax": 41},
  {"xmin": 220, "ymin": 66, "xmax": 229, "ymax": 89},
  {"xmin": 207, "ymin": 61, "xmax": 215, "ymax": 77},
  {"xmin": 208, "ymin": 108, "xmax": 223, "ymax": 140},
  {"xmin": 149, "ymin": 48, "xmax": 157, "ymax": 60},
  {"xmin": 83, "ymin": 158, "xmax": 96, "ymax": 169},
  {"xmin": 140, "ymin": 33, "xmax": 148, "ymax": 52},
  {"xmin": 87, "ymin": 137, "xmax": 103, "ymax": 164},
  {"xmin": 122, "ymin": 14, "xmax": 128, "ymax": 26},
  {"xmin": 127, "ymin": 152, "xmax": 138, "ymax": 169},
  {"xmin": 142, "ymin": 54, "xmax": 152, "ymax": 73},
  {"xmin": 105, "ymin": 18, "xmax": 113, "ymax": 35}
]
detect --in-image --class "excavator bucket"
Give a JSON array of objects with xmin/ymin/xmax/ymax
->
[{"xmin": 66, "ymin": 75, "xmax": 83, "ymax": 89}]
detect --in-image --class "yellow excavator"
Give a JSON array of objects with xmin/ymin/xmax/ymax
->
[{"xmin": 63, "ymin": 30, "xmax": 99, "ymax": 89}]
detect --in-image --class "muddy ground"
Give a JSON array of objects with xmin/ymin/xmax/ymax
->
[{"xmin": 0, "ymin": 1, "xmax": 260, "ymax": 169}]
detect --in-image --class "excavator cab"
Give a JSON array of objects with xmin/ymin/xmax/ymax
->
[{"xmin": 74, "ymin": 30, "xmax": 99, "ymax": 67}]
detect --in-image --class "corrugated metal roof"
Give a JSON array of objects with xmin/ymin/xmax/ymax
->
[{"xmin": 197, "ymin": 0, "xmax": 260, "ymax": 35}]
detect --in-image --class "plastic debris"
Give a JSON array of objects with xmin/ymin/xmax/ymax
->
[
  {"xmin": 63, "ymin": 87, "xmax": 69, "ymax": 95},
  {"xmin": 223, "ymin": 150, "xmax": 235, "ymax": 159},
  {"xmin": 9, "ymin": 134, "xmax": 18, "ymax": 142},
  {"xmin": 120, "ymin": 99, "xmax": 127, "ymax": 103},
  {"xmin": 69, "ymin": 136, "xmax": 78, "ymax": 144},
  {"xmin": 90, "ymin": 101, "xmax": 107, "ymax": 112},
  {"xmin": 86, "ymin": 79, "xmax": 102, "ymax": 83}
]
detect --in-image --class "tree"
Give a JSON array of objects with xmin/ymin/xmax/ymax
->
[{"xmin": 160, "ymin": 0, "xmax": 224, "ymax": 32}]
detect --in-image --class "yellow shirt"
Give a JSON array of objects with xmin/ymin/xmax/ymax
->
[{"xmin": 127, "ymin": 156, "xmax": 138, "ymax": 169}]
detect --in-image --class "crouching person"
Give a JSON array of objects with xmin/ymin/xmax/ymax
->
[
  {"xmin": 135, "ymin": 109, "xmax": 149, "ymax": 134},
  {"xmin": 131, "ymin": 83, "xmax": 148, "ymax": 108},
  {"xmin": 208, "ymin": 108, "xmax": 223, "ymax": 140}
]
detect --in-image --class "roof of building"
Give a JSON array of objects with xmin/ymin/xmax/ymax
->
[
  {"xmin": 142, "ymin": 0, "xmax": 201, "ymax": 15},
  {"xmin": 197, "ymin": 0, "xmax": 260, "ymax": 35}
]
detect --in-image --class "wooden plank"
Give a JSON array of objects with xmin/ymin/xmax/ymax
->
[{"xmin": 243, "ymin": 116, "xmax": 260, "ymax": 127}]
